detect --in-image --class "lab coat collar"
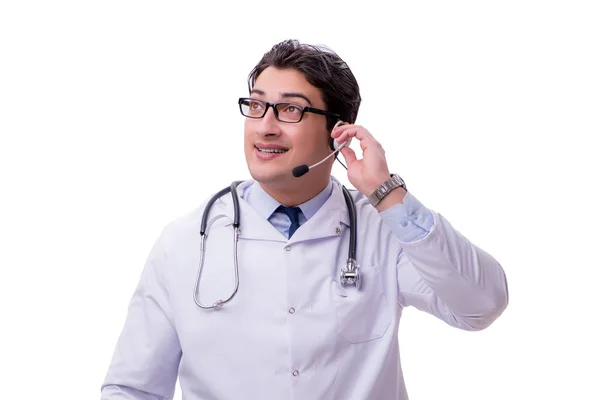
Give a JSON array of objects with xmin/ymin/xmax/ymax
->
[
  {"xmin": 245, "ymin": 178, "xmax": 334, "ymax": 222},
  {"xmin": 220, "ymin": 177, "xmax": 352, "ymax": 243}
]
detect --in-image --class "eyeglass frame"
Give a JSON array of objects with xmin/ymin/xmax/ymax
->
[{"xmin": 238, "ymin": 97, "xmax": 340, "ymax": 123}]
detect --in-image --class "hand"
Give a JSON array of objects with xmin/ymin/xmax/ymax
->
[{"xmin": 331, "ymin": 124, "xmax": 392, "ymax": 196}]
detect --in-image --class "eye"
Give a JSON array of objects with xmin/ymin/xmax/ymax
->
[
  {"xmin": 249, "ymin": 100, "xmax": 264, "ymax": 110},
  {"xmin": 281, "ymin": 104, "xmax": 302, "ymax": 114}
]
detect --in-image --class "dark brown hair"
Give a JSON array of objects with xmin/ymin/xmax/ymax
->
[{"xmin": 248, "ymin": 40, "xmax": 361, "ymax": 131}]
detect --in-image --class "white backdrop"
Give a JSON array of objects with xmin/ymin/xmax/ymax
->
[{"xmin": 1, "ymin": 1, "xmax": 599, "ymax": 399}]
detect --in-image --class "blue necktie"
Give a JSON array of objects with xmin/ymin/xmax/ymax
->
[{"xmin": 277, "ymin": 206, "xmax": 302, "ymax": 239}]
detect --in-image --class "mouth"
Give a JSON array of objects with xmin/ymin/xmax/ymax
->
[
  {"xmin": 255, "ymin": 145, "xmax": 289, "ymax": 154},
  {"xmin": 254, "ymin": 145, "xmax": 289, "ymax": 160}
]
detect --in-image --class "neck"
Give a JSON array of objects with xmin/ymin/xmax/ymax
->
[{"xmin": 259, "ymin": 173, "xmax": 331, "ymax": 207}]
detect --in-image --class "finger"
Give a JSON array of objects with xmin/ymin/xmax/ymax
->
[
  {"xmin": 339, "ymin": 146, "xmax": 357, "ymax": 166},
  {"xmin": 335, "ymin": 127, "xmax": 359, "ymax": 144},
  {"xmin": 351, "ymin": 127, "xmax": 381, "ymax": 152},
  {"xmin": 352, "ymin": 126, "xmax": 375, "ymax": 141},
  {"xmin": 331, "ymin": 123, "xmax": 354, "ymax": 138},
  {"xmin": 337, "ymin": 127, "xmax": 380, "ymax": 152}
]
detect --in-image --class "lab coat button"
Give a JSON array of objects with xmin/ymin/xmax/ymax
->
[
  {"xmin": 335, "ymin": 227, "xmax": 341, "ymax": 234},
  {"xmin": 285, "ymin": 245, "xmax": 292, "ymax": 251},
  {"xmin": 288, "ymin": 307, "xmax": 296, "ymax": 314},
  {"xmin": 292, "ymin": 370, "xmax": 299, "ymax": 377},
  {"xmin": 400, "ymin": 219, "xmax": 408, "ymax": 227}
]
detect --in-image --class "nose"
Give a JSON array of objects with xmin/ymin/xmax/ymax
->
[{"xmin": 255, "ymin": 104, "xmax": 282, "ymax": 136}]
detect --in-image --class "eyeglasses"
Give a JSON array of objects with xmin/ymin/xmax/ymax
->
[{"xmin": 238, "ymin": 98, "xmax": 340, "ymax": 123}]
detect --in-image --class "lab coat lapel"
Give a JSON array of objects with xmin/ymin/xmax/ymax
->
[
  {"xmin": 220, "ymin": 182, "xmax": 287, "ymax": 242},
  {"xmin": 289, "ymin": 180, "xmax": 351, "ymax": 243}
]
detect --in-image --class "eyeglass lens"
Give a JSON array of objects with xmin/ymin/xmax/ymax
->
[{"xmin": 240, "ymin": 99, "xmax": 305, "ymax": 122}]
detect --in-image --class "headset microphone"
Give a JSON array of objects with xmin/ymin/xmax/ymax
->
[
  {"xmin": 292, "ymin": 134, "xmax": 351, "ymax": 177},
  {"xmin": 292, "ymin": 164, "xmax": 310, "ymax": 178}
]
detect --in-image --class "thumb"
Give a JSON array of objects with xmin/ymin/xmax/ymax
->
[{"xmin": 339, "ymin": 146, "xmax": 357, "ymax": 166}]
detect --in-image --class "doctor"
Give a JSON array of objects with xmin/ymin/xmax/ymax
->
[{"xmin": 101, "ymin": 40, "xmax": 509, "ymax": 400}]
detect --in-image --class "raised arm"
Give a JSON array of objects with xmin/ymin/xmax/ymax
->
[
  {"xmin": 381, "ymin": 191, "xmax": 509, "ymax": 330},
  {"xmin": 332, "ymin": 123, "xmax": 508, "ymax": 330}
]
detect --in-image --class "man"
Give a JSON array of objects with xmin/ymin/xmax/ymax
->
[{"xmin": 101, "ymin": 39, "xmax": 509, "ymax": 400}]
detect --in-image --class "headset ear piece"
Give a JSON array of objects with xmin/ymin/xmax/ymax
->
[
  {"xmin": 330, "ymin": 120, "xmax": 349, "ymax": 151},
  {"xmin": 329, "ymin": 137, "xmax": 337, "ymax": 151},
  {"xmin": 332, "ymin": 137, "xmax": 352, "ymax": 151}
]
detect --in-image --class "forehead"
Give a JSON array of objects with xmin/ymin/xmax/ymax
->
[{"xmin": 253, "ymin": 67, "xmax": 325, "ymax": 107}]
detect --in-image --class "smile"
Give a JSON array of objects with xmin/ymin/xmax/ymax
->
[
  {"xmin": 257, "ymin": 148, "xmax": 288, "ymax": 154},
  {"xmin": 254, "ymin": 145, "xmax": 289, "ymax": 160}
]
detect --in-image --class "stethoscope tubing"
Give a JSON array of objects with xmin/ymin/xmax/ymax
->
[{"xmin": 193, "ymin": 181, "xmax": 358, "ymax": 310}]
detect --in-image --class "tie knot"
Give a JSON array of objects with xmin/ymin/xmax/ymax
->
[{"xmin": 277, "ymin": 206, "xmax": 302, "ymax": 225}]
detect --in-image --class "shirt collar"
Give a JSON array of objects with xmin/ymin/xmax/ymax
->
[{"xmin": 244, "ymin": 177, "xmax": 334, "ymax": 221}]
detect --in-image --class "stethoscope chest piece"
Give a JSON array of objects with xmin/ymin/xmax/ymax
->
[{"xmin": 340, "ymin": 258, "xmax": 361, "ymax": 290}]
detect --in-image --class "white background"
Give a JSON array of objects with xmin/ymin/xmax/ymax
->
[{"xmin": 1, "ymin": 1, "xmax": 599, "ymax": 399}]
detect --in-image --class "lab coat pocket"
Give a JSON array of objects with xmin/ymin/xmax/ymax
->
[{"xmin": 332, "ymin": 264, "xmax": 391, "ymax": 344}]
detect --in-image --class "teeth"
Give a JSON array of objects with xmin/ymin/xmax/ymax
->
[{"xmin": 258, "ymin": 148, "xmax": 287, "ymax": 154}]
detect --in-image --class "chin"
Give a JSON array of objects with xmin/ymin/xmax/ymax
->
[
  {"xmin": 247, "ymin": 164, "xmax": 288, "ymax": 185},
  {"xmin": 246, "ymin": 152, "xmax": 296, "ymax": 185}
]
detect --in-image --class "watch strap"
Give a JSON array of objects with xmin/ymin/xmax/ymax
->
[{"xmin": 368, "ymin": 174, "xmax": 406, "ymax": 207}]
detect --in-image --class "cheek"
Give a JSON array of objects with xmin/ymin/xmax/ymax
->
[
  {"xmin": 243, "ymin": 121, "xmax": 253, "ymax": 146},
  {"xmin": 307, "ymin": 127, "xmax": 330, "ymax": 150},
  {"xmin": 293, "ymin": 134, "xmax": 327, "ymax": 158}
]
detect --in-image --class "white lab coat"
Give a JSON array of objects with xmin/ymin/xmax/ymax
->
[{"xmin": 101, "ymin": 178, "xmax": 509, "ymax": 400}]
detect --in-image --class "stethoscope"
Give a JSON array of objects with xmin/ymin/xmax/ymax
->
[{"xmin": 192, "ymin": 180, "xmax": 360, "ymax": 310}]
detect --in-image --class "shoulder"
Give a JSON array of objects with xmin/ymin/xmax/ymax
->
[
  {"xmin": 334, "ymin": 181, "xmax": 397, "ymax": 238},
  {"xmin": 339, "ymin": 184, "xmax": 381, "ymax": 222},
  {"xmin": 333, "ymin": 181, "xmax": 403, "ymax": 268},
  {"xmin": 156, "ymin": 180, "xmax": 253, "ymax": 249}
]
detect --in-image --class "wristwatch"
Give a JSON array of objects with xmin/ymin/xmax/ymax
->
[{"xmin": 368, "ymin": 173, "xmax": 407, "ymax": 207}]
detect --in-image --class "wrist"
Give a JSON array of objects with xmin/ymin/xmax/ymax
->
[
  {"xmin": 367, "ymin": 173, "xmax": 407, "ymax": 210},
  {"xmin": 366, "ymin": 173, "xmax": 393, "ymax": 195},
  {"xmin": 375, "ymin": 187, "xmax": 406, "ymax": 212}
]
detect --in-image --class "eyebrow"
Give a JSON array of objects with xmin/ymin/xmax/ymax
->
[
  {"xmin": 281, "ymin": 92, "xmax": 313, "ymax": 106},
  {"xmin": 250, "ymin": 89, "xmax": 313, "ymax": 106}
]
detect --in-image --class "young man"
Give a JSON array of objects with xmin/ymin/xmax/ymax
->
[{"xmin": 101, "ymin": 40, "xmax": 509, "ymax": 400}]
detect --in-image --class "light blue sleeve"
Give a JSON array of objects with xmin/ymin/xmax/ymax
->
[{"xmin": 378, "ymin": 191, "xmax": 434, "ymax": 242}]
